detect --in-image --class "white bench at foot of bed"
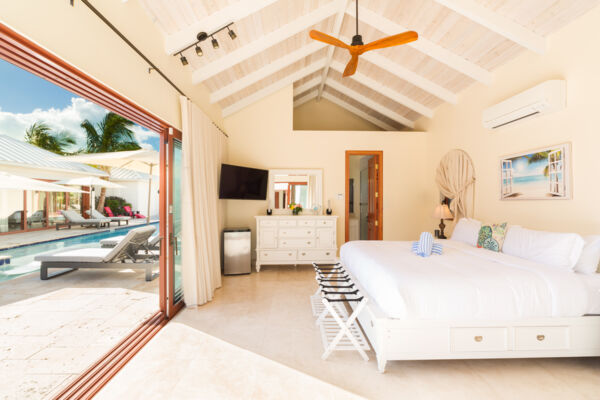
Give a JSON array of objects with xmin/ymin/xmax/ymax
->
[{"xmin": 352, "ymin": 302, "xmax": 600, "ymax": 373}]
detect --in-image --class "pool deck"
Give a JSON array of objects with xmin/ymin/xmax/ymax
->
[
  {"xmin": 0, "ymin": 219, "xmax": 158, "ymax": 250},
  {"xmin": 0, "ymin": 266, "xmax": 158, "ymax": 399}
]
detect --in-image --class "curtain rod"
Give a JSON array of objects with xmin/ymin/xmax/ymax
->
[{"xmin": 73, "ymin": 0, "xmax": 229, "ymax": 139}]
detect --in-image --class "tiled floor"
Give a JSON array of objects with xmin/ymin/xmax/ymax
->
[
  {"xmin": 99, "ymin": 265, "xmax": 600, "ymax": 399},
  {"xmin": 0, "ymin": 219, "xmax": 154, "ymax": 250},
  {"xmin": 0, "ymin": 269, "xmax": 158, "ymax": 400}
]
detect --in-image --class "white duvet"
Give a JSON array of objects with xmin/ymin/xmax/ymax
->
[{"xmin": 340, "ymin": 240, "xmax": 593, "ymax": 320}]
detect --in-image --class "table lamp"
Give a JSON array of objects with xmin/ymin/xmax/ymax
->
[{"xmin": 432, "ymin": 204, "xmax": 453, "ymax": 239}]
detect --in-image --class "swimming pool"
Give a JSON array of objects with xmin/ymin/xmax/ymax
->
[{"xmin": 0, "ymin": 222, "xmax": 159, "ymax": 282}]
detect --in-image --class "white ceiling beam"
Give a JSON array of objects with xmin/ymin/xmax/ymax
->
[
  {"xmin": 326, "ymin": 79, "xmax": 415, "ymax": 128},
  {"xmin": 434, "ymin": 0, "xmax": 546, "ymax": 54},
  {"xmin": 338, "ymin": 36, "xmax": 457, "ymax": 104},
  {"xmin": 222, "ymin": 59, "xmax": 327, "ymax": 117},
  {"xmin": 293, "ymin": 77, "xmax": 322, "ymax": 97},
  {"xmin": 348, "ymin": 2, "xmax": 492, "ymax": 85},
  {"xmin": 293, "ymin": 90, "xmax": 319, "ymax": 108},
  {"xmin": 164, "ymin": 0, "xmax": 279, "ymax": 55},
  {"xmin": 210, "ymin": 41, "xmax": 326, "ymax": 103},
  {"xmin": 192, "ymin": 2, "xmax": 340, "ymax": 84},
  {"xmin": 321, "ymin": 92, "xmax": 398, "ymax": 131},
  {"xmin": 317, "ymin": 0, "xmax": 351, "ymax": 100},
  {"xmin": 329, "ymin": 61, "xmax": 433, "ymax": 117}
]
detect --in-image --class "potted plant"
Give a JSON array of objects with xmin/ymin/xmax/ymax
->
[{"xmin": 289, "ymin": 203, "xmax": 303, "ymax": 215}]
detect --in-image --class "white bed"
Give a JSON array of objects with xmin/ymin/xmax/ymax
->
[{"xmin": 340, "ymin": 240, "xmax": 600, "ymax": 372}]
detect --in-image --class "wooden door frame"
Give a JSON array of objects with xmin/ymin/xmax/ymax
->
[
  {"xmin": 345, "ymin": 151, "xmax": 383, "ymax": 242},
  {"xmin": 0, "ymin": 22, "xmax": 181, "ymax": 399}
]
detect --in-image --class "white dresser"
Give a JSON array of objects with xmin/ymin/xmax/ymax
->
[{"xmin": 255, "ymin": 215, "xmax": 338, "ymax": 272}]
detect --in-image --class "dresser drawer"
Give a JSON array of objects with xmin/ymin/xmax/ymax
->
[
  {"xmin": 450, "ymin": 327, "xmax": 508, "ymax": 352},
  {"xmin": 259, "ymin": 250, "xmax": 297, "ymax": 261},
  {"xmin": 259, "ymin": 219, "xmax": 277, "ymax": 227},
  {"xmin": 297, "ymin": 249, "xmax": 336, "ymax": 261},
  {"xmin": 279, "ymin": 228, "xmax": 315, "ymax": 238},
  {"xmin": 298, "ymin": 220, "xmax": 316, "ymax": 227},
  {"xmin": 316, "ymin": 219, "xmax": 334, "ymax": 227},
  {"xmin": 514, "ymin": 326, "xmax": 569, "ymax": 351},
  {"xmin": 279, "ymin": 220, "xmax": 297, "ymax": 227},
  {"xmin": 279, "ymin": 238, "xmax": 315, "ymax": 248}
]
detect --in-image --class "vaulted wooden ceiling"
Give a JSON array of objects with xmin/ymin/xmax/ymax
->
[{"xmin": 139, "ymin": 0, "xmax": 599, "ymax": 130}]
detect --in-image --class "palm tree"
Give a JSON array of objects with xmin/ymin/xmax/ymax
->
[
  {"xmin": 25, "ymin": 122, "xmax": 76, "ymax": 155},
  {"xmin": 80, "ymin": 112, "xmax": 141, "ymax": 211}
]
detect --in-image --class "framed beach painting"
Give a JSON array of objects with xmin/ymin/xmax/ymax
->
[{"xmin": 500, "ymin": 143, "xmax": 572, "ymax": 200}]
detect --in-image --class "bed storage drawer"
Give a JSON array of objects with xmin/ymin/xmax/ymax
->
[
  {"xmin": 450, "ymin": 327, "xmax": 508, "ymax": 352},
  {"xmin": 297, "ymin": 249, "xmax": 335, "ymax": 260},
  {"xmin": 259, "ymin": 250, "xmax": 297, "ymax": 261},
  {"xmin": 514, "ymin": 326, "xmax": 569, "ymax": 351}
]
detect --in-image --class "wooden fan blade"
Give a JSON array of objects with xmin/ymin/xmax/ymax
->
[
  {"xmin": 343, "ymin": 53, "xmax": 360, "ymax": 77},
  {"xmin": 309, "ymin": 30, "xmax": 349, "ymax": 49},
  {"xmin": 362, "ymin": 31, "xmax": 418, "ymax": 52}
]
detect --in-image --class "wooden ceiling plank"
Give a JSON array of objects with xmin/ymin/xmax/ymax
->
[
  {"xmin": 222, "ymin": 58, "xmax": 327, "ymax": 117},
  {"xmin": 294, "ymin": 77, "xmax": 322, "ymax": 96},
  {"xmin": 338, "ymin": 35, "xmax": 457, "ymax": 104},
  {"xmin": 329, "ymin": 60, "xmax": 433, "ymax": 117},
  {"xmin": 325, "ymin": 79, "xmax": 415, "ymax": 128},
  {"xmin": 293, "ymin": 89, "xmax": 319, "ymax": 107},
  {"xmin": 348, "ymin": 1, "xmax": 493, "ymax": 85},
  {"xmin": 321, "ymin": 91, "xmax": 398, "ymax": 131},
  {"xmin": 316, "ymin": 0, "xmax": 351, "ymax": 100},
  {"xmin": 210, "ymin": 41, "xmax": 327, "ymax": 103},
  {"xmin": 434, "ymin": 0, "xmax": 546, "ymax": 54},
  {"xmin": 192, "ymin": 2, "xmax": 340, "ymax": 84},
  {"xmin": 165, "ymin": 0, "xmax": 279, "ymax": 55}
]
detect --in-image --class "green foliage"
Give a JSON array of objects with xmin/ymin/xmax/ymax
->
[
  {"xmin": 25, "ymin": 121, "xmax": 76, "ymax": 155},
  {"xmin": 80, "ymin": 112, "xmax": 141, "ymax": 153},
  {"xmin": 526, "ymin": 151, "xmax": 550, "ymax": 164},
  {"xmin": 101, "ymin": 196, "xmax": 132, "ymax": 216}
]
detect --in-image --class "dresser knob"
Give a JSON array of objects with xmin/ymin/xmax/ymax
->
[
  {"xmin": 307, "ymin": 241, "xmax": 311, "ymax": 245},
  {"xmin": 537, "ymin": 334, "xmax": 545, "ymax": 341},
  {"xmin": 326, "ymin": 252, "xmax": 330, "ymax": 256},
  {"xmin": 474, "ymin": 336, "xmax": 483, "ymax": 342},
  {"xmin": 301, "ymin": 252, "xmax": 306, "ymax": 256},
  {"xmin": 288, "ymin": 253, "xmax": 292, "ymax": 256}
]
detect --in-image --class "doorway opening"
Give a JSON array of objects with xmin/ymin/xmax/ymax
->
[{"xmin": 345, "ymin": 151, "xmax": 383, "ymax": 242}]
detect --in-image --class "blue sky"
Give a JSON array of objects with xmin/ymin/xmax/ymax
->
[{"xmin": 0, "ymin": 58, "xmax": 159, "ymax": 151}]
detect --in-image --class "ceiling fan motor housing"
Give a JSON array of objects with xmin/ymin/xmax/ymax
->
[{"xmin": 351, "ymin": 34, "xmax": 364, "ymax": 46}]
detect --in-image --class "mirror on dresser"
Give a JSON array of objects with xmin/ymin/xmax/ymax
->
[{"xmin": 267, "ymin": 169, "xmax": 323, "ymax": 214}]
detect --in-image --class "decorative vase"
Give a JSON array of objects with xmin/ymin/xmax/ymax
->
[{"xmin": 292, "ymin": 208, "xmax": 301, "ymax": 216}]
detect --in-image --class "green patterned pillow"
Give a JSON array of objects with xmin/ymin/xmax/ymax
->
[{"xmin": 477, "ymin": 222, "xmax": 508, "ymax": 252}]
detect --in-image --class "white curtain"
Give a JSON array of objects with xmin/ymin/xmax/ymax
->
[
  {"xmin": 180, "ymin": 97, "xmax": 225, "ymax": 306},
  {"xmin": 435, "ymin": 149, "xmax": 476, "ymax": 222}
]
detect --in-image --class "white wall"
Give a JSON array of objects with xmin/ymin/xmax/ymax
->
[{"xmin": 105, "ymin": 179, "xmax": 159, "ymax": 219}]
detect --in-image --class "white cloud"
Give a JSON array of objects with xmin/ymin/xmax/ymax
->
[{"xmin": 0, "ymin": 97, "xmax": 159, "ymax": 151}]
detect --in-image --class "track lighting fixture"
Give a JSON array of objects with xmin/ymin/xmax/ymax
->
[
  {"xmin": 227, "ymin": 27, "xmax": 237, "ymax": 40},
  {"xmin": 172, "ymin": 22, "xmax": 237, "ymax": 64}
]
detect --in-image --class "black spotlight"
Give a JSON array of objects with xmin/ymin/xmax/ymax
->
[
  {"xmin": 211, "ymin": 36, "xmax": 219, "ymax": 49},
  {"xmin": 195, "ymin": 45, "xmax": 203, "ymax": 57},
  {"xmin": 180, "ymin": 54, "xmax": 188, "ymax": 66},
  {"xmin": 227, "ymin": 27, "xmax": 237, "ymax": 40}
]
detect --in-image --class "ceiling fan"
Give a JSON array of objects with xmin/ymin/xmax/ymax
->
[{"xmin": 309, "ymin": 1, "xmax": 418, "ymax": 77}]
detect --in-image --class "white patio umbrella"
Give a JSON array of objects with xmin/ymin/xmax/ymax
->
[
  {"xmin": 65, "ymin": 150, "xmax": 159, "ymax": 223},
  {"xmin": 0, "ymin": 171, "xmax": 86, "ymax": 193},
  {"xmin": 54, "ymin": 176, "xmax": 124, "ymax": 211}
]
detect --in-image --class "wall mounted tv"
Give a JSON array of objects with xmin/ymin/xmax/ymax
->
[{"xmin": 219, "ymin": 164, "xmax": 269, "ymax": 200}]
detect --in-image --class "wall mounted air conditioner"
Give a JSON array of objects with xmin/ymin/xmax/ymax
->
[{"xmin": 482, "ymin": 80, "xmax": 566, "ymax": 129}]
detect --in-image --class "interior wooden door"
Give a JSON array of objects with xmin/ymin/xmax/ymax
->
[{"xmin": 367, "ymin": 157, "xmax": 379, "ymax": 240}]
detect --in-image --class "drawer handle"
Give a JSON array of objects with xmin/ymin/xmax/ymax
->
[
  {"xmin": 288, "ymin": 253, "xmax": 292, "ymax": 256},
  {"xmin": 537, "ymin": 334, "xmax": 545, "ymax": 341},
  {"xmin": 326, "ymin": 252, "xmax": 330, "ymax": 256},
  {"xmin": 474, "ymin": 336, "xmax": 483, "ymax": 342},
  {"xmin": 307, "ymin": 241, "xmax": 311, "ymax": 245},
  {"xmin": 301, "ymin": 252, "xmax": 306, "ymax": 256}
]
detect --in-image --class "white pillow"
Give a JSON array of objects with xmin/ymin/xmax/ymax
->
[
  {"xmin": 451, "ymin": 218, "xmax": 481, "ymax": 247},
  {"xmin": 502, "ymin": 226, "xmax": 585, "ymax": 271},
  {"xmin": 574, "ymin": 235, "xmax": 600, "ymax": 274}
]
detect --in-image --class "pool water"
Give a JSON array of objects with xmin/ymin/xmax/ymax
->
[{"xmin": 0, "ymin": 222, "xmax": 159, "ymax": 282}]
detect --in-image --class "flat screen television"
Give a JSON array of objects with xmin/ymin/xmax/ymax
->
[{"xmin": 219, "ymin": 164, "xmax": 268, "ymax": 200}]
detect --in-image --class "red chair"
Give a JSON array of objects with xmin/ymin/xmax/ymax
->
[
  {"xmin": 104, "ymin": 206, "xmax": 126, "ymax": 217},
  {"xmin": 123, "ymin": 205, "xmax": 146, "ymax": 219}
]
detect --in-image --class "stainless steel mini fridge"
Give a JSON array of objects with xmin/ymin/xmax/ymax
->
[{"xmin": 222, "ymin": 228, "xmax": 251, "ymax": 275}]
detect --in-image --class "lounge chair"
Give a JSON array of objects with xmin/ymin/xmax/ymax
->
[
  {"xmin": 55, "ymin": 209, "xmax": 111, "ymax": 230},
  {"xmin": 35, "ymin": 225, "xmax": 161, "ymax": 281},
  {"xmin": 100, "ymin": 233, "xmax": 160, "ymax": 250},
  {"xmin": 123, "ymin": 205, "xmax": 146, "ymax": 219},
  {"xmin": 104, "ymin": 206, "xmax": 125, "ymax": 217},
  {"xmin": 86, "ymin": 209, "xmax": 130, "ymax": 226}
]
